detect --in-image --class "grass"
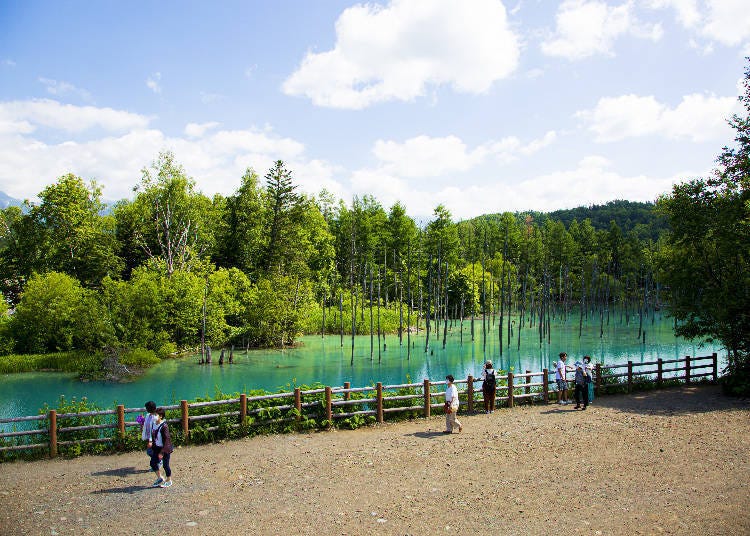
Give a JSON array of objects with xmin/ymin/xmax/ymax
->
[{"xmin": 0, "ymin": 350, "xmax": 102, "ymax": 374}]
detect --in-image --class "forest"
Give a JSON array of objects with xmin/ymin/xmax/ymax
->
[{"xmin": 0, "ymin": 155, "xmax": 665, "ymax": 360}]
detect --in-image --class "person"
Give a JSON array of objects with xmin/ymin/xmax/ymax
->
[
  {"xmin": 573, "ymin": 361, "xmax": 589, "ymax": 410},
  {"xmin": 443, "ymin": 375, "xmax": 462, "ymax": 434},
  {"xmin": 149, "ymin": 408, "xmax": 174, "ymax": 488},
  {"xmin": 480, "ymin": 361, "xmax": 497, "ymax": 414},
  {"xmin": 555, "ymin": 353, "xmax": 570, "ymax": 405},
  {"xmin": 583, "ymin": 355, "xmax": 594, "ymax": 404},
  {"xmin": 141, "ymin": 401, "xmax": 159, "ymax": 468}
]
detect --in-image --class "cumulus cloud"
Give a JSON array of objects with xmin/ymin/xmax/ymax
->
[
  {"xmin": 541, "ymin": 0, "xmax": 662, "ymax": 60},
  {"xmin": 646, "ymin": 0, "xmax": 750, "ymax": 48},
  {"xmin": 184, "ymin": 122, "xmax": 220, "ymax": 138},
  {"xmin": 282, "ymin": 0, "xmax": 520, "ymax": 109},
  {"xmin": 0, "ymin": 99, "xmax": 338, "ymax": 202},
  {"xmin": 371, "ymin": 131, "xmax": 557, "ymax": 178},
  {"xmin": 0, "ymin": 99, "xmax": 150, "ymax": 134},
  {"xmin": 576, "ymin": 92, "xmax": 738, "ymax": 142},
  {"xmin": 146, "ymin": 72, "xmax": 162, "ymax": 94},
  {"xmin": 644, "ymin": 0, "xmax": 701, "ymax": 28},
  {"xmin": 348, "ymin": 155, "xmax": 691, "ymax": 219}
]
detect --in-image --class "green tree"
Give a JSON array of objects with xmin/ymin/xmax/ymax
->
[
  {"xmin": 127, "ymin": 151, "xmax": 216, "ymax": 276},
  {"xmin": 657, "ymin": 60, "xmax": 750, "ymax": 382},
  {"xmin": 11, "ymin": 272, "xmax": 114, "ymax": 353},
  {"xmin": 29, "ymin": 174, "xmax": 123, "ymax": 287},
  {"xmin": 215, "ymin": 168, "xmax": 266, "ymax": 277}
]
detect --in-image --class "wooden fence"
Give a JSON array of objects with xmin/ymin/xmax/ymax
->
[{"xmin": 0, "ymin": 353, "xmax": 718, "ymax": 459}]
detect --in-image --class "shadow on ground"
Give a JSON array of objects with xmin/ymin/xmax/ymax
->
[
  {"xmin": 90, "ymin": 466, "xmax": 150, "ymax": 477},
  {"xmin": 91, "ymin": 484, "xmax": 153, "ymax": 495},
  {"xmin": 589, "ymin": 385, "xmax": 749, "ymax": 416},
  {"xmin": 408, "ymin": 431, "xmax": 448, "ymax": 439}
]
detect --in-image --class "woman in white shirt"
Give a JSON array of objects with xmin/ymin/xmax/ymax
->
[{"xmin": 443, "ymin": 375, "xmax": 463, "ymax": 434}]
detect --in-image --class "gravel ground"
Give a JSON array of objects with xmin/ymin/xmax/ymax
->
[{"xmin": 1, "ymin": 385, "xmax": 748, "ymax": 536}]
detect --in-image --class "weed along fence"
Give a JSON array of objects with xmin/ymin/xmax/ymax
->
[{"xmin": 0, "ymin": 354, "xmax": 718, "ymax": 460}]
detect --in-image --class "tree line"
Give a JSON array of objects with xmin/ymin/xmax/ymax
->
[{"xmin": 0, "ymin": 153, "xmax": 665, "ymax": 360}]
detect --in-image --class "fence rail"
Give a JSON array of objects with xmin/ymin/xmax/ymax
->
[{"xmin": 0, "ymin": 353, "xmax": 718, "ymax": 458}]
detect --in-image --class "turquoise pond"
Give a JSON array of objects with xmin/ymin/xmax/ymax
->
[{"xmin": 0, "ymin": 313, "xmax": 722, "ymax": 421}]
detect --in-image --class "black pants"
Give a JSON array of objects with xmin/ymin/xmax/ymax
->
[
  {"xmin": 150, "ymin": 447, "xmax": 172, "ymax": 477},
  {"xmin": 574, "ymin": 383, "xmax": 589, "ymax": 407}
]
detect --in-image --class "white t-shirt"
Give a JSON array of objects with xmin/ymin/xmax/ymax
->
[
  {"xmin": 555, "ymin": 360, "xmax": 567, "ymax": 381},
  {"xmin": 445, "ymin": 383, "xmax": 459, "ymax": 409}
]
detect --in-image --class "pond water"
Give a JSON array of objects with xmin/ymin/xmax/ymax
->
[{"xmin": 0, "ymin": 312, "xmax": 722, "ymax": 421}]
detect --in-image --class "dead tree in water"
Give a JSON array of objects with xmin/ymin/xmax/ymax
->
[
  {"xmin": 407, "ymin": 239, "xmax": 412, "ymax": 360},
  {"xmin": 442, "ymin": 261, "xmax": 449, "ymax": 349},
  {"xmin": 424, "ymin": 253, "xmax": 433, "ymax": 353}
]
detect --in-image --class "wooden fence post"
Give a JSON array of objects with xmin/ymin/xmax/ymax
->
[
  {"xmin": 294, "ymin": 388, "xmax": 302, "ymax": 422},
  {"xmin": 423, "ymin": 379, "xmax": 431, "ymax": 418},
  {"xmin": 344, "ymin": 381, "xmax": 351, "ymax": 401},
  {"xmin": 542, "ymin": 369, "xmax": 549, "ymax": 404},
  {"xmin": 324, "ymin": 386, "xmax": 332, "ymax": 423},
  {"xmin": 685, "ymin": 355, "xmax": 691, "ymax": 384},
  {"xmin": 376, "ymin": 382, "xmax": 383, "ymax": 423},
  {"xmin": 467, "ymin": 375, "xmax": 474, "ymax": 413},
  {"xmin": 627, "ymin": 361, "xmax": 633, "ymax": 393},
  {"xmin": 117, "ymin": 404, "xmax": 125, "ymax": 440},
  {"xmin": 595, "ymin": 364, "xmax": 602, "ymax": 396},
  {"xmin": 525, "ymin": 370, "xmax": 531, "ymax": 400},
  {"xmin": 657, "ymin": 359, "xmax": 663, "ymax": 388},
  {"xmin": 181, "ymin": 400, "xmax": 189, "ymax": 441},
  {"xmin": 240, "ymin": 393, "xmax": 247, "ymax": 425},
  {"xmin": 48, "ymin": 409, "xmax": 57, "ymax": 459},
  {"xmin": 712, "ymin": 352, "xmax": 718, "ymax": 383},
  {"xmin": 507, "ymin": 372, "xmax": 514, "ymax": 408}
]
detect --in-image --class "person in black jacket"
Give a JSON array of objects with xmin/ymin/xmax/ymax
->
[{"xmin": 149, "ymin": 408, "xmax": 174, "ymax": 488}]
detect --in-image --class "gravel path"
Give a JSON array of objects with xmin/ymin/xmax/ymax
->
[{"xmin": 1, "ymin": 385, "xmax": 748, "ymax": 536}]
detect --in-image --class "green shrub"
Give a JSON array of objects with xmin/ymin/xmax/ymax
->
[{"xmin": 120, "ymin": 348, "xmax": 160, "ymax": 368}]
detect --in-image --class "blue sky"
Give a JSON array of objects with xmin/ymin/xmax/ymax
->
[{"xmin": 0, "ymin": 0, "xmax": 748, "ymax": 220}]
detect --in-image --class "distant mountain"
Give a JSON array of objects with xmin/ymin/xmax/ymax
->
[{"xmin": 0, "ymin": 192, "xmax": 23, "ymax": 209}]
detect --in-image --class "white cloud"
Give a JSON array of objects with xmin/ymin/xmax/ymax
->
[
  {"xmin": 348, "ymin": 155, "xmax": 691, "ymax": 219},
  {"xmin": 184, "ymin": 122, "xmax": 220, "ymax": 138},
  {"xmin": 646, "ymin": 0, "xmax": 750, "ymax": 49},
  {"xmin": 282, "ymin": 0, "xmax": 520, "ymax": 109},
  {"xmin": 541, "ymin": 0, "xmax": 662, "ymax": 60},
  {"xmin": 146, "ymin": 72, "xmax": 162, "ymax": 94},
  {"xmin": 577, "ymin": 92, "xmax": 738, "ymax": 142},
  {"xmin": 0, "ymin": 99, "xmax": 150, "ymax": 133},
  {"xmin": 38, "ymin": 78, "xmax": 92, "ymax": 101},
  {"xmin": 701, "ymin": 0, "xmax": 750, "ymax": 46},
  {"xmin": 0, "ymin": 99, "xmax": 338, "ymax": 202},
  {"xmin": 2, "ymin": 59, "xmax": 16, "ymax": 67},
  {"xmin": 371, "ymin": 131, "xmax": 557, "ymax": 178},
  {"xmin": 644, "ymin": 0, "xmax": 701, "ymax": 28}
]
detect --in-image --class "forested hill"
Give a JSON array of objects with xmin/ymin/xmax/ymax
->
[{"xmin": 472, "ymin": 200, "xmax": 668, "ymax": 241}]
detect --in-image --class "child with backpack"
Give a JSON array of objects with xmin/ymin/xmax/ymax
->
[
  {"xmin": 480, "ymin": 361, "xmax": 497, "ymax": 414},
  {"xmin": 149, "ymin": 408, "xmax": 174, "ymax": 488}
]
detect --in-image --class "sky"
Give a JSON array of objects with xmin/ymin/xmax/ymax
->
[{"xmin": 0, "ymin": 0, "xmax": 748, "ymax": 220}]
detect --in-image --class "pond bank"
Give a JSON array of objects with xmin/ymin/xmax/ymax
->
[{"xmin": 1, "ymin": 385, "xmax": 747, "ymax": 535}]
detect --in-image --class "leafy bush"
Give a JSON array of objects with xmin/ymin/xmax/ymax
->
[{"xmin": 120, "ymin": 348, "xmax": 160, "ymax": 368}]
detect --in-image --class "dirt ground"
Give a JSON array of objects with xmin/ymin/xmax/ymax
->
[{"xmin": 0, "ymin": 385, "xmax": 748, "ymax": 536}]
